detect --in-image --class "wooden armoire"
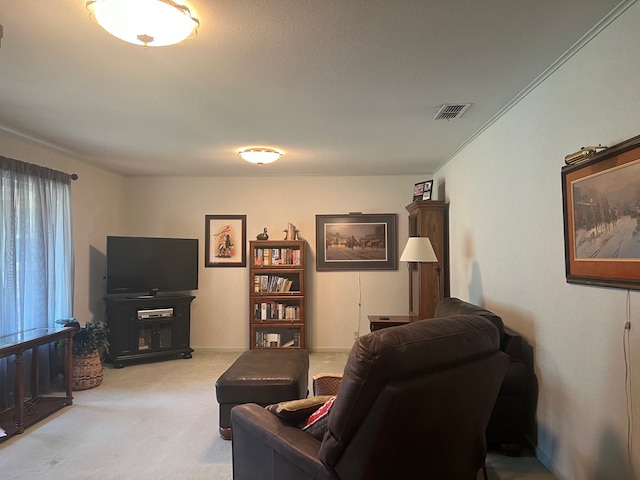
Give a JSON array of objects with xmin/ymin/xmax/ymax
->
[{"xmin": 405, "ymin": 200, "xmax": 449, "ymax": 319}]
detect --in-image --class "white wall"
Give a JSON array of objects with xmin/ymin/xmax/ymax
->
[
  {"xmin": 435, "ymin": 3, "xmax": 640, "ymax": 479},
  {"xmin": 0, "ymin": 131, "xmax": 126, "ymax": 324},
  {"xmin": 123, "ymin": 175, "xmax": 421, "ymax": 351}
]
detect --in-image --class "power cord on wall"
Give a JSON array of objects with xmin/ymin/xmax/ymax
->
[
  {"xmin": 356, "ymin": 272, "xmax": 362, "ymax": 340},
  {"xmin": 624, "ymin": 290, "xmax": 634, "ymax": 477}
]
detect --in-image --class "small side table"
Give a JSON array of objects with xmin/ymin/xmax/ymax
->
[
  {"xmin": 368, "ymin": 315, "xmax": 420, "ymax": 332},
  {"xmin": 0, "ymin": 326, "xmax": 77, "ymax": 442}
]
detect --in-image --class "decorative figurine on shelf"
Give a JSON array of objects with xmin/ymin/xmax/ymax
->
[
  {"xmin": 284, "ymin": 222, "xmax": 300, "ymax": 241},
  {"xmin": 256, "ymin": 228, "xmax": 269, "ymax": 240}
]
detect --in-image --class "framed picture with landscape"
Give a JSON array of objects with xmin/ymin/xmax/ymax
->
[
  {"xmin": 205, "ymin": 214, "xmax": 246, "ymax": 267},
  {"xmin": 315, "ymin": 213, "xmax": 397, "ymax": 271},
  {"xmin": 561, "ymin": 134, "xmax": 640, "ymax": 290}
]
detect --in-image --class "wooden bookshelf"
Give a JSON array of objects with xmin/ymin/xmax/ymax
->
[{"xmin": 249, "ymin": 240, "xmax": 306, "ymax": 349}]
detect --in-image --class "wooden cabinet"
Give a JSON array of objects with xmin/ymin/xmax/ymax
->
[
  {"xmin": 406, "ymin": 200, "xmax": 449, "ymax": 319},
  {"xmin": 104, "ymin": 295, "xmax": 195, "ymax": 368},
  {"xmin": 249, "ymin": 240, "xmax": 306, "ymax": 349}
]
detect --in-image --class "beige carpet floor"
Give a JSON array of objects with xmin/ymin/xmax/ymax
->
[{"xmin": 0, "ymin": 351, "xmax": 556, "ymax": 479}]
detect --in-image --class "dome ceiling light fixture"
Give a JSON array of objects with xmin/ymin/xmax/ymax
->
[
  {"xmin": 86, "ymin": 0, "xmax": 200, "ymax": 47},
  {"xmin": 238, "ymin": 147, "xmax": 283, "ymax": 166}
]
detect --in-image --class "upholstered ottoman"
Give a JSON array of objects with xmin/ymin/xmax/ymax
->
[{"xmin": 215, "ymin": 349, "xmax": 309, "ymax": 439}]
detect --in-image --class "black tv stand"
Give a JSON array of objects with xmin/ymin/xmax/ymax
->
[{"xmin": 104, "ymin": 295, "xmax": 195, "ymax": 368}]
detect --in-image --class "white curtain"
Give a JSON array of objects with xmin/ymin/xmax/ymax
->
[{"xmin": 0, "ymin": 156, "xmax": 74, "ymax": 409}]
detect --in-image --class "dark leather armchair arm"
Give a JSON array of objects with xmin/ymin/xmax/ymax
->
[{"xmin": 231, "ymin": 403, "xmax": 335, "ymax": 480}]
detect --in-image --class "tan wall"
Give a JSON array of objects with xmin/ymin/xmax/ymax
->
[
  {"xmin": 1, "ymin": 132, "xmax": 426, "ymax": 350},
  {"xmin": 123, "ymin": 175, "xmax": 424, "ymax": 351}
]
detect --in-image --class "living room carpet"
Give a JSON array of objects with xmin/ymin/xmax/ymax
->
[{"xmin": 0, "ymin": 350, "xmax": 555, "ymax": 479}]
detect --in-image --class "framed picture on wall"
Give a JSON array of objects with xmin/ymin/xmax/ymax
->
[
  {"xmin": 561, "ymin": 134, "xmax": 640, "ymax": 289},
  {"xmin": 412, "ymin": 180, "xmax": 434, "ymax": 201},
  {"xmin": 315, "ymin": 213, "xmax": 397, "ymax": 271},
  {"xmin": 412, "ymin": 182, "xmax": 425, "ymax": 201},
  {"xmin": 421, "ymin": 180, "xmax": 434, "ymax": 200},
  {"xmin": 205, "ymin": 214, "xmax": 247, "ymax": 267}
]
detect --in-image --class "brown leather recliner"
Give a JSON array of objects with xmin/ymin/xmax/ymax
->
[{"xmin": 231, "ymin": 315, "xmax": 509, "ymax": 480}]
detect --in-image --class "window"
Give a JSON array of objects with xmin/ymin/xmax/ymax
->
[{"xmin": 0, "ymin": 156, "xmax": 74, "ymax": 409}]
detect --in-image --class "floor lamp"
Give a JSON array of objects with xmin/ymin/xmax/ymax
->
[{"xmin": 399, "ymin": 237, "xmax": 440, "ymax": 315}]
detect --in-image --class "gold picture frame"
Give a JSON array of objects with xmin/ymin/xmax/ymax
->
[{"xmin": 562, "ymin": 134, "xmax": 640, "ymax": 289}]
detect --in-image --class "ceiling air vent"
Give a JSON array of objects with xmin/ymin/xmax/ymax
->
[{"xmin": 434, "ymin": 103, "xmax": 471, "ymax": 120}]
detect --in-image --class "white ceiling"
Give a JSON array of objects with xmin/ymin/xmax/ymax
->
[{"xmin": 0, "ymin": 1, "xmax": 623, "ymax": 177}]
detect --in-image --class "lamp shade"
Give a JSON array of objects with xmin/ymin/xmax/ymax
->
[
  {"xmin": 87, "ymin": 0, "xmax": 199, "ymax": 47},
  {"xmin": 399, "ymin": 237, "xmax": 438, "ymax": 263}
]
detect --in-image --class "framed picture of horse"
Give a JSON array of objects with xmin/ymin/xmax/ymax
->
[
  {"xmin": 315, "ymin": 213, "xmax": 397, "ymax": 271},
  {"xmin": 205, "ymin": 214, "xmax": 247, "ymax": 267},
  {"xmin": 561, "ymin": 134, "xmax": 640, "ymax": 289}
]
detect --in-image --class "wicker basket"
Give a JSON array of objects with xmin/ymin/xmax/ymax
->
[{"xmin": 72, "ymin": 350, "xmax": 104, "ymax": 391}]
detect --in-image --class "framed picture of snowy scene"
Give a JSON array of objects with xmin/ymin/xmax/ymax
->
[{"xmin": 562, "ymin": 134, "xmax": 640, "ymax": 290}]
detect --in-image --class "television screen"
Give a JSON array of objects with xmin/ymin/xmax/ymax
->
[{"xmin": 106, "ymin": 236, "xmax": 198, "ymax": 296}]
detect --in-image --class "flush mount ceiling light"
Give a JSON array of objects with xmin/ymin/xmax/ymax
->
[
  {"xmin": 86, "ymin": 0, "xmax": 199, "ymax": 47},
  {"xmin": 238, "ymin": 147, "xmax": 283, "ymax": 166}
]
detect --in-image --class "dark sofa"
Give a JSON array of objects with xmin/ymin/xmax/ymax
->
[{"xmin": 434, "ymin": 297, "xmax": 529, "ymax": 455}]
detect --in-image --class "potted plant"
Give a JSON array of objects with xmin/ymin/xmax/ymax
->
[{"xmin": 57, "ymin": 319, "xmax": 110, "ymax": 390}]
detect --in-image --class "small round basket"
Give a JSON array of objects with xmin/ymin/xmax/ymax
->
[{"xmin": 72, "ymin": 350, "xmax": 103, "ymax": 391}]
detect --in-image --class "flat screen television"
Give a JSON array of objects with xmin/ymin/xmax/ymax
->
[{"xmin": 106, "ymin": 236, "xmax": 198, "ymax": 296}]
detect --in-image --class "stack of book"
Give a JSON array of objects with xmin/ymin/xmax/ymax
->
[
  {"xmin": 255, "ymin": 301, "xmax": 300, "ymax": 320},
  {"xmin": 254, "ymin": 248, "xmax": 301, "ymax": 266},
  {"xmin": 254, "ymin": 275, "xmax": 294, "ymax": 293},
  {"xmin": 255, "ymin": 331, "xmax": 282, "ymax": 348}
]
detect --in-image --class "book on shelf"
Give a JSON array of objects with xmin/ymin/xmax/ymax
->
[
  {"xmin": 254, "ymin": 274, "xmax": 296, "ymax": 293},
  {"xmin": 255, "ymin": 301, "xmax": 300, "ymax": 320},
  {"xmin": 253, "ymin": 245, "xmax": 301, "ymax": 266},
  {"xmin": 266, "ymin": 332, "xmax": 281, "ymax": 348}
]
